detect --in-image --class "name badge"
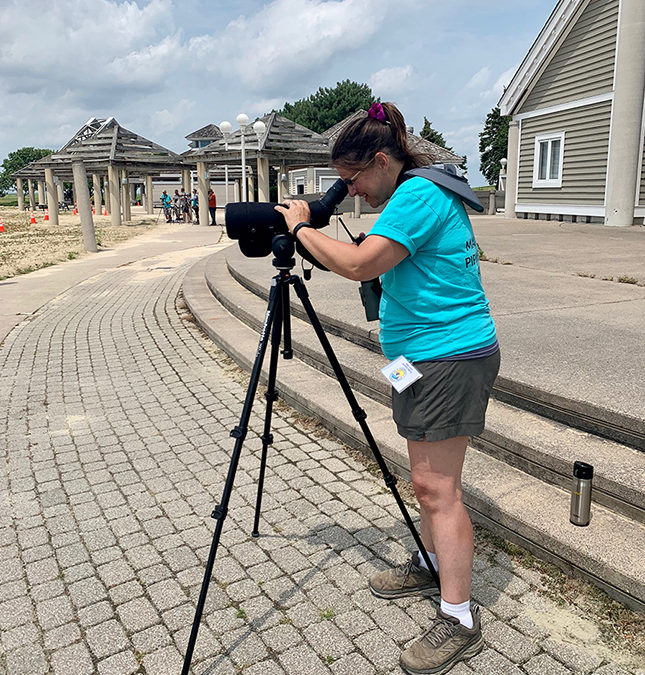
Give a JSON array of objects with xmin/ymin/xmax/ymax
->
[{"xmin": 381, "ymin": 356, "xmax": 422, "ymax": 393}]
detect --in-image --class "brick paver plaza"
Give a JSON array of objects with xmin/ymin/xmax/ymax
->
[{"xmin": 0, "ymin": 246, "xmax": 642, "ymax": 674}]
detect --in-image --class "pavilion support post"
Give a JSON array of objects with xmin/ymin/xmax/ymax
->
[
  {"xmin": 277, "ymin": 163, "xmax": 287, "ymax": 202},
  {"xmin": 104, "ymin": 175, "xmax": 110, "ymax": 214},
  {"xmin": 16, "ymin": 178, "xmax": 25, "ymax": 211},
  {"xmin": 92, "ymin": 174, "xmax": 102, "ymax": 213},
  {"xmin": 121, "ymin": 170, "xmax": 131, "ymax": 222},
  {"xmin": 130, "ymin": 183, "xmax": 136, "ymax": 206},
  {"xmin": 182, "ymin": 169, "xmax": 191, "ymax": 193},
  {"xmin": 72, "ymin": 161, "xmax": 98, "ymax": 252},
  {"xmin": 56, "ymin": 180, "xmax": 64, "ymax": 205},
  {"xmin": 38, "ymin": 180, "xmax": 46, "ymax": 206},
  {"xmin": 108, "ymin": 165, "xmax": 122, "ymax": 227},
  {"xmin": 306, "ymin": 167, "xmax": 315, "ymax": 194},
  {"xmin": 146, "ymin": 175, "xmax": 154, "ymax": 214},
  {"xmin": 234, "ymin": 180, "xmax": 240, "ymax": 202},
  {"xmin": 28, "ymin": 180, "xmax": 36, "ymax": 210},
  {"xmin": 257, "ymin": 158, "xmax": 270, "ymax": 202},
  {"xmin": 44, "ymin": 168, "xmax": 59, "ymax": 226},
  {"xmin": 197, "ymin": 161, "xmax": 209, "ymax": 228},
  {"xmin": 248, "ymin": 174, "xmax": 255, "ymax": 202}
]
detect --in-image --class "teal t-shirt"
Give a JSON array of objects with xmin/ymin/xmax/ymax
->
[{"xmin": 367, "ymin": 176, "xmax": 496, "ymax": 361}]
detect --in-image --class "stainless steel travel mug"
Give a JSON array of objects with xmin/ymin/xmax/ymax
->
[{"xmin": 570, "ymin": 461, "xmax": 593, "ymax": 526}]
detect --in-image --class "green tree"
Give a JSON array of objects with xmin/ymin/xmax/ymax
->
[
  {"xmin": 479, "ymin": 107, "xmax": 510, "ymax": 186},
  {"xmin": 0, "ymin": 147, "xmax": 53, "ymax": 195},
  {"xmin": 274, "ymin": 80, "xmax": 376, "ymax": 134},
  {"xmin": 419, "ymin": 117, "xmax": 453, "ymax": 152}
]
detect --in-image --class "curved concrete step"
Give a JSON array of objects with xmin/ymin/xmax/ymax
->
[
  {"xmin": 227, "ymin": 247, "xmax": 645, "ymax": 452},
  {"xmin": 204, "ymin": 249, "xmax": 645, "ymax": 524},
  {"xmin": 183, "ymin": 252, "xmax": 645, "ymax": 612}
]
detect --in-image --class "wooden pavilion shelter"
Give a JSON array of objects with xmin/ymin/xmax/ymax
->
[
  {"xmin": 13, "ymin": 117, "xmax": 188, "ymax": 230},
  {"xmin": 190, "ymin": 113, "xmax": 332, "ymax": 210}
]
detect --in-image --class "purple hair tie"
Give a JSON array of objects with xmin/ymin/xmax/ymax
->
[{"xmin": 367, "ymin": 102, "xmax": 389, "ymax": 123}]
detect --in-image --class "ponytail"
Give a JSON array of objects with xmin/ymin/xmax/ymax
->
[{"xmin": 331, "ymin": 102, "xmax": 432, "ymax": 170}]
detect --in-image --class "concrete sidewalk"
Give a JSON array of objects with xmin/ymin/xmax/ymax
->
[
  {"xmin": 0, "ymin": 217, "xmax": 643, "ymax": 674},
  {"xmin": 0, "ymin": 220, "xmax": 225, "ymax": 345}
]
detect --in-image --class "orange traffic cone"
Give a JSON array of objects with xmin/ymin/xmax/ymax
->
[
  {"xmin": 44, "ymin": 208, "xmax": 49, "ymax": 221},
  {"xmin": 103, "ymin": 207, "xmax": 108, "ymax": 216},
  {"xmin": 30, "ymin": 210, "xmax": 36, "ymax": 224},
  {"xmin": 137, "ymin": 201, "xmax": 140, "ymax": 206},
  {"xmin": 73, "ymin": 203, "xmax": 78, "ymax": 215},
  {"xmin": 92, "ymin": 206, "xmax": 95, "ymax": 215},
  {"xmin": 0, "ymin": 216, "xmax": 5, "ymax": 233}
]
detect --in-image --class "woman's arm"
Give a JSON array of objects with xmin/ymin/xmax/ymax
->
[{"xmin": 275, "ymin": 200, "xmax": 408, "ymax": 281}]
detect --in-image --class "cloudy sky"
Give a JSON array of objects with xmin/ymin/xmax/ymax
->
[{"xmin": 0, "ymin": 0, "xmax": 556, "ymax": 187}]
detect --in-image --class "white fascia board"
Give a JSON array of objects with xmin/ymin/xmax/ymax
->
[
  {"xmin": 515, "ymin": 203, "xmax": 604, "ymax": 216},
  {"xmin": 499, "ymin": 0, "xmax": 585, "ymax": 116},
  {"xmin": 514, "ymin": 93, "xmax": 613, "ymax": 121}
]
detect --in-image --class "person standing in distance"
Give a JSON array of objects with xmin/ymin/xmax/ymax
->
[
  {"xmin": 208, "ymin": 188, "xmax": 217, "ymax": 226},
  {"xmin": 192, "ymin": 188, "xmax": 199, "ymax": 224},
  {"xmin": 275, "ymin": 102, "xmax": 499, "ymax": 675}
]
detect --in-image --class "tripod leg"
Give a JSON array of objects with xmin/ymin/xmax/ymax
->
[
  {"xmin": 291, "ymin": 276, "xmax": 440, "ymax": 589},
  {"xmin": 280, "ymin": 279, "xmax": 293, "ymax": 359},
  {"xmin": 181, "ymin": 279, "xmax": 281, "ymax": 675},
  {"xmin": 251, "ymin": 282, "xmax": 284, "ymax": 537}
]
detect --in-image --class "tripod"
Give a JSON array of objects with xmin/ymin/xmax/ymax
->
[{"xmin": 182, "ymin": 234, "xmax": 440, "ymax": 674}]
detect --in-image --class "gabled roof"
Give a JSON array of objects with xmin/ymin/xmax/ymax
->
[
  {"xmin": 186, "ymin": 124, "xmax": 223, "ymax": 141},
  {"xmin": 323, "ymin": 110, "xmax": 465, "ymax": 165},
  {"xmin": 498, "ymin": 0, "xmax": 586, "ymax": 115}
]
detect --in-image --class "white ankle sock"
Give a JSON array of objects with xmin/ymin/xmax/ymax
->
[
  {"xmin": 440, "ymin": 599, "xmax": 473, "ymax": 629},
  {"xmin": 417, "ymin": 550, "xmax": 438, "ymax": 572}
]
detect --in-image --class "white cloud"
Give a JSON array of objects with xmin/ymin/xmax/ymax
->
[
  {"xmin": 188, "ymin": 0, "xmax": 389, "ymax": 90},
  {"xmin": 369, "ymin": 66, "xmax": 413, "ymax": 96},
  {"xmin": 0, "ymin": 0, "xmax": 173, "ymax": 86},
  {"xmin": 465, "ymin": 66, "xmax": 491, "ymax": 89},
  {"xmin": 150, "ymin": 99, "xmax": 196, "ymax": 134},
  {"xmin": 107, "ymin": 35, "xmax": 185, "ymax": 86},
  {"xmin": 490, "ymin": 65, "xmax": 518, "ymax": 99}
]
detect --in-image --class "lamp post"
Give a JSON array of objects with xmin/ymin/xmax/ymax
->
[
  {"xmin": 219, "ymin": 120, "xmax": 232, "ymax": 205},
  {"xmin": 498, "ymin": 157, "xmax": 507, "ymax": 192},
  {"xmin": 236, "ymin": 113, "xmax": 249, "ymax": 201},
  {"xmin": 253, "ymin": 120, "xmax": 268, "ymax": 202}
]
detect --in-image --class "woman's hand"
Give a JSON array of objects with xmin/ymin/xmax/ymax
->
[{"xmin": 274, "ymin": 199, "xmax": 311, "ymax": 233}]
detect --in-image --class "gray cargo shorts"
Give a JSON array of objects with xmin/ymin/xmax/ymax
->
[{"xmin": 391, "ymin": 350, "xmax": 500, "ymax": 441}]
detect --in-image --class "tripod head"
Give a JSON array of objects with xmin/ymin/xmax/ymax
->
[{"xmin": 272, "ymin": 233, "xmax": 296, "ymax": 270}]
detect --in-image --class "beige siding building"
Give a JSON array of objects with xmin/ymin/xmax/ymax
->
[{"xmin": 499, "ymin": 0, "xmax": 645, "ymax": 226}]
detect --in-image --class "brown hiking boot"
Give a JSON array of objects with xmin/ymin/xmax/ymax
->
[
  {"xmin": 399, "ymin": 605, "xmax": 484, "ymax": 674},
  {"xmin": 369, "ymin": 552, "xmax": 440, "ymax": 600}
]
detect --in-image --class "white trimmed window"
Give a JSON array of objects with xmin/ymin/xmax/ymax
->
[{"xmin": 532, "ymin": 132, "xmax": 565, "ymax": 188}]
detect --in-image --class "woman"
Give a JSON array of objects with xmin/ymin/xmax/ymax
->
[{"xmin": 275, "ymin": 102, "xmax": 499, "ymax": 674}]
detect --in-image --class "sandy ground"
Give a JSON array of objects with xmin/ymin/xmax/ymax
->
[{"xmin": 0, "ymin": 205, "xmax": 168, "ymax": 280}]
